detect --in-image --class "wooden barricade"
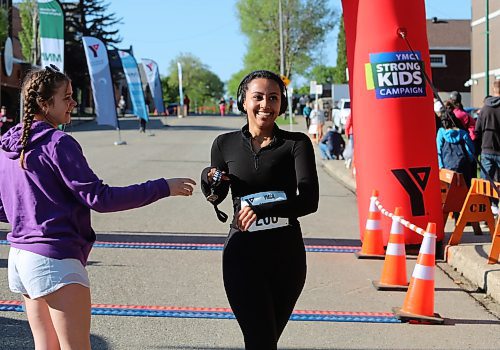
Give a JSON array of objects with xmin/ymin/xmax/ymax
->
[
  {"xmin": 447, "ymin": 178, "xmax": 500, "ymax": 264},
  {"xmin": 439, "ymin": 169, "xmax": 482, "ymax": 235},
  {"xmin": 440, "ymin": 169, "xmax": 469, "ymax": 224}
]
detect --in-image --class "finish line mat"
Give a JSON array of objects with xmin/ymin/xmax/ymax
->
[
  {"xmin": 0, "ymin": 240, "xmax": 361, "ymax": 253},
  {"xmin": 0, "ymin": 300, "xmax": 400, "ymax": 324}
]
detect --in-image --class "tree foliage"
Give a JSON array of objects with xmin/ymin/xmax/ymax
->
[
  {"xmin": 0, "ymin": 6, "xmax": 7, "ymax": 47},
  {"xmin": 18, "ymin": 0, "xmax": 37, "ymax": 61},
  {"xmin": 234, "ymin": 0, "xmax": 336, "ymax": 82},
  {"xmin": 163, "ymin": 53, "xmax": 224, "ymax": 108},
  {"xmin": 307, "ymin": 65, "xmax": 336, "ymax": 85},
  {"xmin": 333, "ymin": 15, "xmax": 347, "ymax": 83}
]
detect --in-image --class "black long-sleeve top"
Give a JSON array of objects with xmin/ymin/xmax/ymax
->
[{"xmin": 201, "ymin": 124, "xmax": 319, "ymax": 228}]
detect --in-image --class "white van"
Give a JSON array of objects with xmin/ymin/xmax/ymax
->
[{"xmin": 332, "ymin": 98, "xmax": 351, "ymax": 132}]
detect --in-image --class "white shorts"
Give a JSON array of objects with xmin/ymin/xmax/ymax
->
[{"xmin": 8, "ymin": 247, "xmax": 90, "ymax": 299}]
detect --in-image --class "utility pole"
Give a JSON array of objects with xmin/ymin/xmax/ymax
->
[
  {"xmin": 485, "ymin": 0, "xmax": 490, "ymax": 96},
  {"xmin": 278, "ymin": 0, "xmax": 285, "ymax": 77},
  {"xmin": 177, "ymin": 62, "xmax": 184, "ymax": 118}
]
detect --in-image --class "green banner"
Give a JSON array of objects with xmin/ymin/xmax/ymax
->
[{"xmin": 38, "ymin": 0, "xmax": 64, "ymax": 70}]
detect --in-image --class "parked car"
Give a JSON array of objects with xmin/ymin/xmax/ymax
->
[{"xmin": 332, "ymin": 98, "xmax": 351, "ymax": 132}]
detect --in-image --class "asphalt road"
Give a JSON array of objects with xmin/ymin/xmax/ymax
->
[{"xmin": 1, "ymin": 115, "xmax": 499, "ymax": 349}]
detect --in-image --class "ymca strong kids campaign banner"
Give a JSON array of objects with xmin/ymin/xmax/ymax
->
[
  {"xmin": 365, "ymin": 51, "xmax": 426, "ymax": 99},
  {"xmin": 341, "ymin": 0, "xmax": 443, "ymax": 245},
  {"xmin": 82, "ymin": 36, "xmax": 117, "ymax": 128}
]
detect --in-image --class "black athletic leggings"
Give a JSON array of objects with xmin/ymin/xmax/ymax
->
[{"xmin": 223, "ymin": 226, "xmax": 307, "ymax": 350}]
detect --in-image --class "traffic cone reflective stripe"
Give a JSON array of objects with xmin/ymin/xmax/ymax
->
[
  {"xmin": 356, "ymin": 190, "xmax": 385, "ymax": 259},
  {"xmin": 395, "ymin": 223, "xmax": 443, "ymax": 323},
  {"xmin": 374, "ymin": 207, "xmax": 408, "ymax": 290}
]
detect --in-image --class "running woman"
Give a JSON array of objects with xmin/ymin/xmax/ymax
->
[{"xmin": 201, "ymin": 70, "xmax": 319, "ymax": 349}]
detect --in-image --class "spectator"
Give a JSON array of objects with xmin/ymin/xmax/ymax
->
[
  {"xmin": 475, "ymin": 79, "xmax": 500, "ymax": 216},
  {"xmin": 0, "ymin": 66, "xmax": 196, "ymax": 349},
  {"xmin": 228, "ymin": 97, "xmax": 234, "ymax": 114},
  {"xmin": 219, "ymin": 97, "xmax": 226, "ymax": 116},
  {"xmin": 449, "ymin": 91, "xmax": 476, "ymax": 141},
  {"xmin": 183, "ymin": 94, "xmax": 190, "ymax": 116},
  {"xmin": 0, "ymin": 105, "xmax": 14, "ymax": 136},
  {"xmin": 319, "ymin": 126, "xmax": 345, "ymax": 160},
  {"xmin": 299, "ymin": 95, "xmax": 306, "ymax": 115},
  {"xmin": 343, "ymin": 112, "xmax": 354, "ymax": 168},
  {"xmin": 303, "ymin": 102, "xmax": 312, "ymax": 129},
  {"xmin": 309, "ymin": 104, "xmax": 325, "ymax": 143},
  {"xmin": 434, "ymin": 98, "xmax": 444, "ymax": 134},
  {"xmin": 118, "ymin": 95, "xmax": 126, "ymax": 118},
  {"xmin": 437, "ymin": 110, "xmax": 475, "ymax": 186}
]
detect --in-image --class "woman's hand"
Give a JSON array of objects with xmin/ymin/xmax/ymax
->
[
  {"xmin": 207, "ymin": 168, "xmax": 230, "ymax": 184},
  {"xmin": 166, "ymin": 178, "xmax": 196, "ymax": 196},
  {"xmin": 238, "ymin": 206, "xmax": 257, "ymax": 231}
]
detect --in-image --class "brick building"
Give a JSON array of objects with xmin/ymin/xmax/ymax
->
[
  {"xmin": 426, "ymin": 18, "xmax": 472, "ymax": 106},
  {"xmin": 0, "ymin": 0, "xmax": 30, "ymax": 121}
]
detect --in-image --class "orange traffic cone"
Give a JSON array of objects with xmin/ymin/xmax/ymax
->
[
  {"xmin": 373, "ymin": 207, "xmax": 408, "ymax": 291},
  {"xmin": 355, "ymin": 190, "xmax": 385, "ymax": 259},
  {"xmin": 394, "ymin": 222, "xmax": 444, "ymax": 324}
]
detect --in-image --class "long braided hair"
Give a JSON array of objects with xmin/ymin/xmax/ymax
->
[{"xmin": 19, "ymin": 67, "xmax": 69, "ymax": 169}]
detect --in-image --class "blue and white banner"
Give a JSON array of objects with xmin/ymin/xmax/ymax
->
[
  {"xmin": 141, "ymin": 58, "xmax": 165, "ymax": 114},
  {"xmin": 82, "ymin": 36, "xmax": 117, "ymax": 128},
  {"xmin": 119, "ymin": 51, "xmax": 148, "ymax": 121}
]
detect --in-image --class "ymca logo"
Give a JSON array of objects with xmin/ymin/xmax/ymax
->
[
  {"xmin": 88, "ymin": 44, "xmax": 100, "ymax": 58},
  {"xmin": 365, "ymin": 51, "xmax": 426, "ymax": 99},
  {"xmin": 146, "ymin": 62, "xmax": 154, "ymax": 71},
  {"xmin": 392, "ymin": 167, "xmax": 431, "ymax": 216},
  {"xmin": 41, "ymin": 52, "xmax": 62, "ymax": 63}
]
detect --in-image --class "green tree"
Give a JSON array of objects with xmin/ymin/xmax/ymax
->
[
  {"xmin": 307, "ymin": 64, "xmax": 336, "ymax": 85},
  {"xmin": 226, "ymin": 69, "xmax": 248, "ymax": 100},
  {"xmin": 164, "ymin": 53, "xmax": 224, "ymax": 111},
  {"xmin": 333, "ymin": 15, "xmax": 347, "ymax": 84},
  {"xmin": 234, "ymin": 0, "xmax": 336, "ymax": 81},
  {"xmin": 19, "ymin": 0, "xmax": 37, "ymax": 62},
  {"xmin": 0, "ymin": 7, "xmax": 7, "ymax": 47}
]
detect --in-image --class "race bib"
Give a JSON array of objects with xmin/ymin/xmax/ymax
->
[{"xmin": 240, "ymin": 191, "xmax": 289, "ymax": 232}]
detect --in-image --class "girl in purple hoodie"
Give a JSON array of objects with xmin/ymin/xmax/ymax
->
[{"xmin": 0, "ymin": 66, "xmax": 196, "ymax": 349}]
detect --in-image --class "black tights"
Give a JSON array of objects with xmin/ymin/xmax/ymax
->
[{"xmin": 223, "ymin": 228, "xmax": 306, "ymax": 350}]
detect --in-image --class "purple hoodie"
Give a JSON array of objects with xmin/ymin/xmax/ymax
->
[{"xmin": 0, "ymin": 121, "xmax": 170, "ymax": 265}]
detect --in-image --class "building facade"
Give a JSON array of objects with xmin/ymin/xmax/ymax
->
[
  {"xmin": 426, "ymin": 18, "xmax": 471, "ymax": 106},
  {"xmin": 1, "ymin": 0, "xmax": 29, "ymax": 122},
  {"xmin": 471, "ymin": 0, "xmax": 500, "ymax": 107}
]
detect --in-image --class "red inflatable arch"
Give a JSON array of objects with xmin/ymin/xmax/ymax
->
[{"xmin": 341, "ymin": 0, "xmax": 443, "ymax": 245}]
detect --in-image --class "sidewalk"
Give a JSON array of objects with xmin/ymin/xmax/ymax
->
[{"xmin": 321, "ymin": 158, "xmax": 500, "ymax": 306}]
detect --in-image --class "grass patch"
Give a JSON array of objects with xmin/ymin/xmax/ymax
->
[{"xmin": 275, "ymin": 116, "xmax": 298, "ymax": 125}]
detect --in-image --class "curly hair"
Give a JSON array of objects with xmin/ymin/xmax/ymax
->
[
  {"xmin": 19, "ymin": 67, "xmax": 69, "ymax": 169},
  {"xmin": 236, "ymin": 70, "xmax": 288, "ymax": 115}
]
